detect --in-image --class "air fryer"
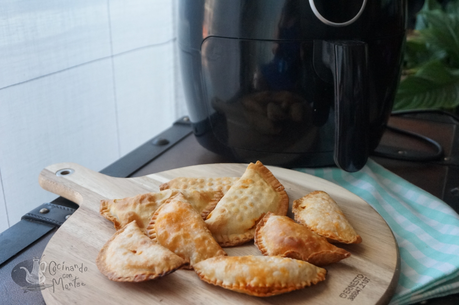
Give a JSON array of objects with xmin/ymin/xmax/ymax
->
[{"xmin": 177, "ymin": 0, "xmax": 407, "ymax": 172}]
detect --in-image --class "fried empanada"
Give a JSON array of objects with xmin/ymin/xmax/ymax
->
[
  {"xmin": 292, "ymin": 191, "xmax": 362, "ymax": 244},
  {"xmin": 159, "ymin": 177, "xmax": 239, "ymax": 194},
  {"xmin": 96, "ymin": 221, "xmax": 185, "ymax": 282},
  {"xmin": 100, "ymin": 189, "xmax": 222, "ymax": 231},
  {"xmin": 255, "ymin": 212, "xmax": 350, "ymax": 266},
  {"xmin": 205, "ymin": 161, "xmax": 289, "ymax": 246},
  {"xmin": 193, "ymin": 255, "xmax": 326, "ymax": 297},
  {"xmin": 147, "ymin": 193, "xmax": 226, "ymax": 268}
]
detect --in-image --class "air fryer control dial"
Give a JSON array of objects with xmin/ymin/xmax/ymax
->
[{"xmin": 309, "ymin": 0, "xmax": 367, "ymax": 27}]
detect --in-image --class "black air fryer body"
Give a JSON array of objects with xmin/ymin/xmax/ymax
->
[{"xmin": 178, "ymin": 0, "xmax": 406, "ymax": 171}]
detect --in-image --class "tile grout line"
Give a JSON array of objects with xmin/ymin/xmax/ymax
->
[
  {"xmin": 106, "ymin": 0, "xmax": 122, "ymax": 158},
  {"xmin": 0, "ymin": 167, "xmax": 10, "ymax": 228},
  {"xmin": 172, "ymin": 0, "xmax": 179, "ymax": 118},
  {"xmin": 0, "ymin": 39, "xmax": 176, "ymax": 92}
]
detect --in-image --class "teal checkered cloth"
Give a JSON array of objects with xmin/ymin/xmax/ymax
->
[{"xmin": 296, "ymin": 159, "xmax": 459, "ymax": 305}]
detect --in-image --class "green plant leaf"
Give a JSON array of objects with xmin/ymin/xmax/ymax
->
[
  {"xmin": 445, "ymin": 0, "xmax": 459, "ymax": 16},
  {"xmin": 394, "ymin": 61, "xmax": 459, "ymax": 110},
  {"xmin": 404, "ymin": 34, "xmax": 445, "ymax": 69},
  {"xmin": 415, "ymin": 0, "xmax": 443, "ymax": 30},
  {"xmin": 421, "ymin": 10, "xmax": 459, "ymax": 66}
]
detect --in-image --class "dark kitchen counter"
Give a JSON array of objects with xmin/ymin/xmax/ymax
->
[{"xmin": 1, "ymin": 111, "xmax": 458, "ymax": 305}]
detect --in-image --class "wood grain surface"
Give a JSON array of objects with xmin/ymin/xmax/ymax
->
[{"xmin": 37, "ymin": 162, "xmax": 399, "ymax": 305}]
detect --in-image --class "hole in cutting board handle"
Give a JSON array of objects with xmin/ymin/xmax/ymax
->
[{"xmin": 56, "ymin": 168, "xmax": 74, "ymax": 176}]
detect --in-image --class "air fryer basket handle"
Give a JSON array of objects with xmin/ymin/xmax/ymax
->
[{"xmin": 331, "ymin": 41, "xmax": 369, "ymax": 172}]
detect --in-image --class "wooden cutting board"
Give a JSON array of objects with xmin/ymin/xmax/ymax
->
[{"xmin": 38, "ymin": 162, "xmax": 399, "ymax": 305}]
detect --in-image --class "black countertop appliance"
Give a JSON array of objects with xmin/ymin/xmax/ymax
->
[{"xmin": 177, "ymin": 0, "xmax": 406, "ymax": 172}]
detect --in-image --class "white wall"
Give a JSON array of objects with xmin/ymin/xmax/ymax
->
[{"xmin": 0, "ymin": 0, "xmax": 187, "ymax": 232}]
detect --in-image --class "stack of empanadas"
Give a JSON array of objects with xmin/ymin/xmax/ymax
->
[
  {"xmin": 147, "ymin": 192, "xmax": 227, "ymax": 268},
  {"xmin": 100, "ymin": 188, "xmax": 222, "ymax": 232},
  {"xmin": 95, "ymin": 161, "xmax": 362, "ymax": 298}
]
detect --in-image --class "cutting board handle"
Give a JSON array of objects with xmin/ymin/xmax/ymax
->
[
  {"xmin": 39, "ymin": 162, "xmax": 155, "ymax": 210},
  {"xmin": 39, "ymin": 162, "xmax": 124, "ymax": 208},
  {"xmin": 39, "ymin": 162, "xmax": 90, "ymax": 205}
]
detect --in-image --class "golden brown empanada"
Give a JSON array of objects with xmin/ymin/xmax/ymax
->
[
  {"xmin": 96, "ymin": 221, "xmax": 185, "ymax": 282},
  {"xmin": 159, "ymin": 177, "xmax": 239, "ymax": 194},
  {"xmin": 292, "ymin": 191, "xmax": 362, "ymax": 244},
  {"xmin": 255, "ymin": 212, "xmax": 350, "ymax": 266},
  {"xmin": 205, "ymin": 161, "xmax": 289, "ymax": 246},
  {"xmin": 147, "ymin": 193, "xmax": 226, "ymax": 268},
  {"xmin": 193, "ymin": 255, "xmax": 326, "ymax": 297},
  {"xmin": 100, "ymin": 189, "xmax": 222, "ymax": 231}
]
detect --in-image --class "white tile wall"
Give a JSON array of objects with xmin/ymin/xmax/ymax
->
[
  {"xmin": 0, "ymin": 59, "xmax": 120, "ymax": 224},
  {"xmin": 108, "ymin": 0, "xmax": 173, "ymax": 54},
  {"xmin": 113, "ymin": 43, "xmax": 177, "ymax": 156},
  {"xmin": 0, "ymin": 0, "xmax": 187, "ymax": 230},
  {"xmin": 0, "ymin": 0, "xmax": 111, "ymax": 89}
]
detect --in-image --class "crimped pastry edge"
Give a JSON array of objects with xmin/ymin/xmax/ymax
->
[
  {"xmin": 99, "ymin": 191, "xmax": 173, "ymax": 232},
  {"xmin": 159, "ymin": 177, "xmax": 239, "ymax": 193},
  {"xmin": 212, "ymin": 230, "xmax": 255, "ymax": 247},
  {"xmin": 253, "ymin": 212, "xmax": 272, "ymax": 256},
  {"xmin": 100, "ymin": 199, "xmax": 122, "ymax": 230},
  {"xmin": 145, "ymin": 200, "xmax": 163, "ymax": 242},
  {"xmin": 197, "ymin": 190, "xmax": 223, "ymax": 220},
  {"xmin": 248, "ymin": 161, "xmax": 289, "ymax": 216}
]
